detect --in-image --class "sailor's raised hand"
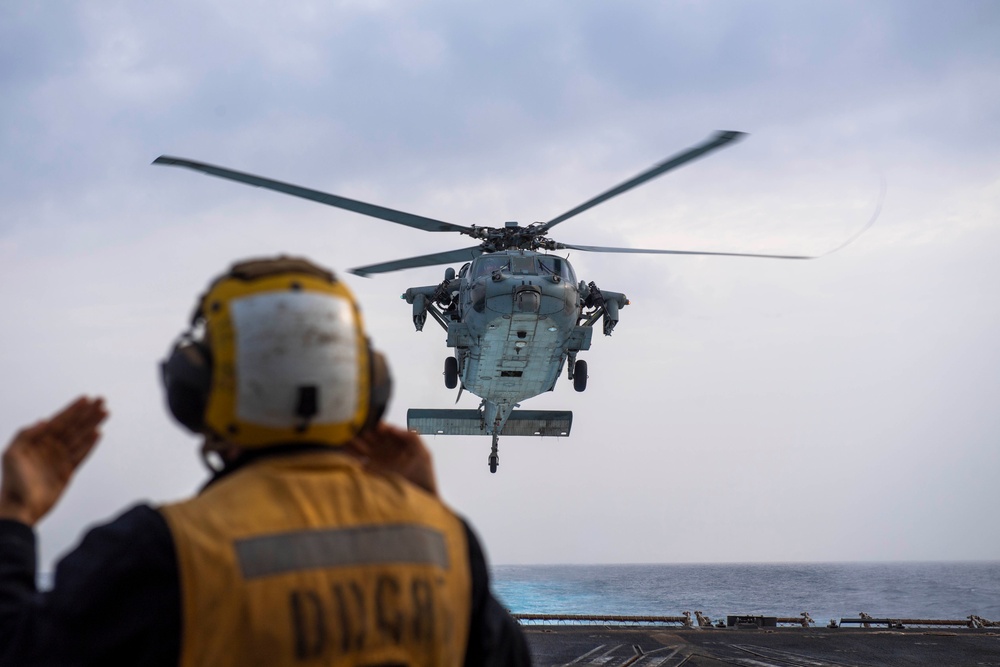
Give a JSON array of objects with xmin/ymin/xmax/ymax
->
[{"xmin": 0, "ymin": 396, "xmax": 107, "ymax": 526}]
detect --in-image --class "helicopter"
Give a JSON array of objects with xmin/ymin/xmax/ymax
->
[{"xmin": 155, "ymin": 130, "xmax": 877, "ymax": 473}]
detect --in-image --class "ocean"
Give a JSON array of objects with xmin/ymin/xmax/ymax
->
[
  {"xmin": 491, "ymin": 562, "xmax": 1000, "ymax": 624},
  {"xmin": 38, "ymin": 561, "xmax": 1000, "ymax": 624}
]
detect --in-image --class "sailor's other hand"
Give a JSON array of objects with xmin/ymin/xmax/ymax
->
[
  {"xmin": 348, "ymin": 423, "xmax": 438, "ymax": 497},
  {"xmin": 0, "ymin": 396, "xmax": 107, "ymax": 526}
]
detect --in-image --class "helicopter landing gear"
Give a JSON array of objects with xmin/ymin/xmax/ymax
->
[
  {"xmin": 573, "ymin": 359, "xmax": 588, "ymax": 392},
  {"xmin": 488, "ymin": 433, "xmax": 499, "ymax": 473},
  {"xmin": 444, "ymin": 356, "xmax": 458, "ymax": 389}
]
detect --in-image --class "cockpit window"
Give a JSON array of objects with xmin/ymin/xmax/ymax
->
[
  {"xmin": 511, "ymin": 256, "xmax": 535, "ymax": 275},
  {"xmin": 470, "ymin": 254, "xmax": 575, "ymax": 281},
  {"xmin": 538, "ymin": 256, "xmax": 576, "ymax": 282},
  {"xmin": 471, "ymin": 256, "xmax": 510, "ymax": 278}
]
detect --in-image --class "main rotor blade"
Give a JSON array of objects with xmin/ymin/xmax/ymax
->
[
  {"xmin": 153, "ymin": 156, "xmax": 473, "ymax": 234},
  {"xmin": 556, "ymin": 177, "xmax": 887, "ymax": 261},
  {"xmin": 349, "ymin": 246, "xmax": 484, "ymax": 277},
  {"xmin": 539, "ymin": 130, "xmax": 746, "ymax": 233},
  {"xmin": 555, "ymin": 243, "xmax": 813, "ymax": 260}
]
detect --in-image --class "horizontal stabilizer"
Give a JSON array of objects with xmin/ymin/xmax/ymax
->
[{"xmin": 408, "ymin": 409, "xmax": 572, "ymax": 437}]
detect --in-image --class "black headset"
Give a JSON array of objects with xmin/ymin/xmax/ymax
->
[
  {"xmin": 160, "ymin": 261, "xmax": 392, "ymax": 441},
  {"xmin": 161, "ymin": 334, "xmax": 214, "ymax": 434}
]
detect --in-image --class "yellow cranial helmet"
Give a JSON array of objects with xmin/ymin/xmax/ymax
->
[{"xmin": 161, "ymin": 256, "xmax": 390, "ymax": 448}]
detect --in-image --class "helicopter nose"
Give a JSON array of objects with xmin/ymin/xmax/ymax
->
[{"xmin": 514, "ymin": 286, "xmax": 540, "ymax": 313}]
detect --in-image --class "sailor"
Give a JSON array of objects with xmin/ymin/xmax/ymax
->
[{"xmin": 0, "ymin": 256, "xmax": 531, "ymax": 666}]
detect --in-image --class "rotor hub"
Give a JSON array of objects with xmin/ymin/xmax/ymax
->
[{"xmin": 468, "ymin": 222, "xmax": 554, "ymax": 252}]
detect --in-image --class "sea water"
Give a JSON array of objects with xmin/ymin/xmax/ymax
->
[
  {"xmin": 491, "ymin": 562, "xmax": 1000, "ymax": 624},
  {"xmin": 38, "ymin": 561, "xmax": 1000, "ymax": 624}
]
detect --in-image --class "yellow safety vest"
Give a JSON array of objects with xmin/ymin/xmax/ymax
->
[{"xmin": 160, "ymin": 450, "xmax": 471, "ymax": 667}]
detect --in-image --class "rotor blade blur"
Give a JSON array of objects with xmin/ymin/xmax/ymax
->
[
  {"xmin": 555, "ymin": 177, "xmax": 886, "ymax": 261},
  {"xmin": 555, "ymin": 243, "xmax": 813, "ymax": 260},
  {"xmin": 153, "ymin": 156, "xmax": 473, "ymax": 234},
  {"xmin": 349, "ymin": 246, "xmax": 484, "ymax": 277},
  {"xmin": 539, "ymin": 130, "xmax": 746, "ymax": 232}
]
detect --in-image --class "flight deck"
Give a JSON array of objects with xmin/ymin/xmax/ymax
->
[{"xmin": 523, "ymin": 623, "xmax": 1000, "ymax": 666}]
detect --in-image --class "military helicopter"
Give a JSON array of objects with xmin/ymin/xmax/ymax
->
[{"xmin": 155, "ymin": 130, "xmax": 877, "ymax": 472}]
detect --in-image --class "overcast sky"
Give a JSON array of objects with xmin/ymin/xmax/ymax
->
[{"xmin": 2, "ymin": 1, "xmax": 999, "ymax": 570}]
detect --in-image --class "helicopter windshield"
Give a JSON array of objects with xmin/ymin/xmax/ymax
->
[
  {"xmin": 511, "ymin": 256, "xmax": 535, "ymax": 275},
  {"xmin": 471, "ymin": 256, "xmax": 510, "ymax": 278},
  {"xmin": 538, "ymin": 256, "xmax": 576, "ymax": 282}
]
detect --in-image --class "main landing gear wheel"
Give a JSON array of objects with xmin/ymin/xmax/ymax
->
[
  {"xmin": 573, "ymin": 359, "xmax": 588, "ymax": 392},
  {"xmin": 444, "ymin": 356, "xmax": 458, "ymax": 389},
  {"xmin": 489, "ymin": 434, "xmax": 499, "ymax": 473}
]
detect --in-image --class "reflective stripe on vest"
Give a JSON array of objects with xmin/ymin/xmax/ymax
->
[{"xmin": 160, "ymin": 451, "xmax": 471, "ymax": 667}]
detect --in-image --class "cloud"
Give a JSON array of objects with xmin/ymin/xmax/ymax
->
[{"xmin": 1, "ymin": 0, "xmax": 999, "ymax": 568}]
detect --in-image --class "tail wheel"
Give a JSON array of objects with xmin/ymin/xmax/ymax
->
[
  {"xmin": 444, "ymin": 356, "xmax": 458, "ymax": 389},
  {"xmin": 573, "ymin": 359, "xmax": 588, "ymax": 392}
]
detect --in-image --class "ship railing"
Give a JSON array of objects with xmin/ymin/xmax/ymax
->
[
  {"xmin": 510, "ymin": 612, "xmax": 999, "ymax": 629},
  {"xmin": 839, "ymin": 614, "xmax": 1000, "ymax": 629},
  {"xmin": 511, "ymin": 613, "xmax": 692, "ymax": 627},
  {"xmin": 510, "ymin": 612, "xmax": 803, "ymax": 627}
]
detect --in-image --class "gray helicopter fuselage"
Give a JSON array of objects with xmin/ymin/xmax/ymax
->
[
  {"xmin": 452, "ymin": 251, "xmax": 584, "ymax": 403},
  {"xmin": 403, "ymin": 249, "xmax": 605, "ymax": 437}
]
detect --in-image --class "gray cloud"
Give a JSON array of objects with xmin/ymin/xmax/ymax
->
[{"xmin": 1, "ymin": 0, "xmax": 999, "ymax": 567}]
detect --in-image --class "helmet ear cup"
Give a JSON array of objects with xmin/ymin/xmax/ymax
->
[
  {"xmin": 364, "ymin": 348, "xmax": 392, "ymax": 433},
  {"xmin": 161, "ymin": 339, "xmax": 213, "ymax": 433}
]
